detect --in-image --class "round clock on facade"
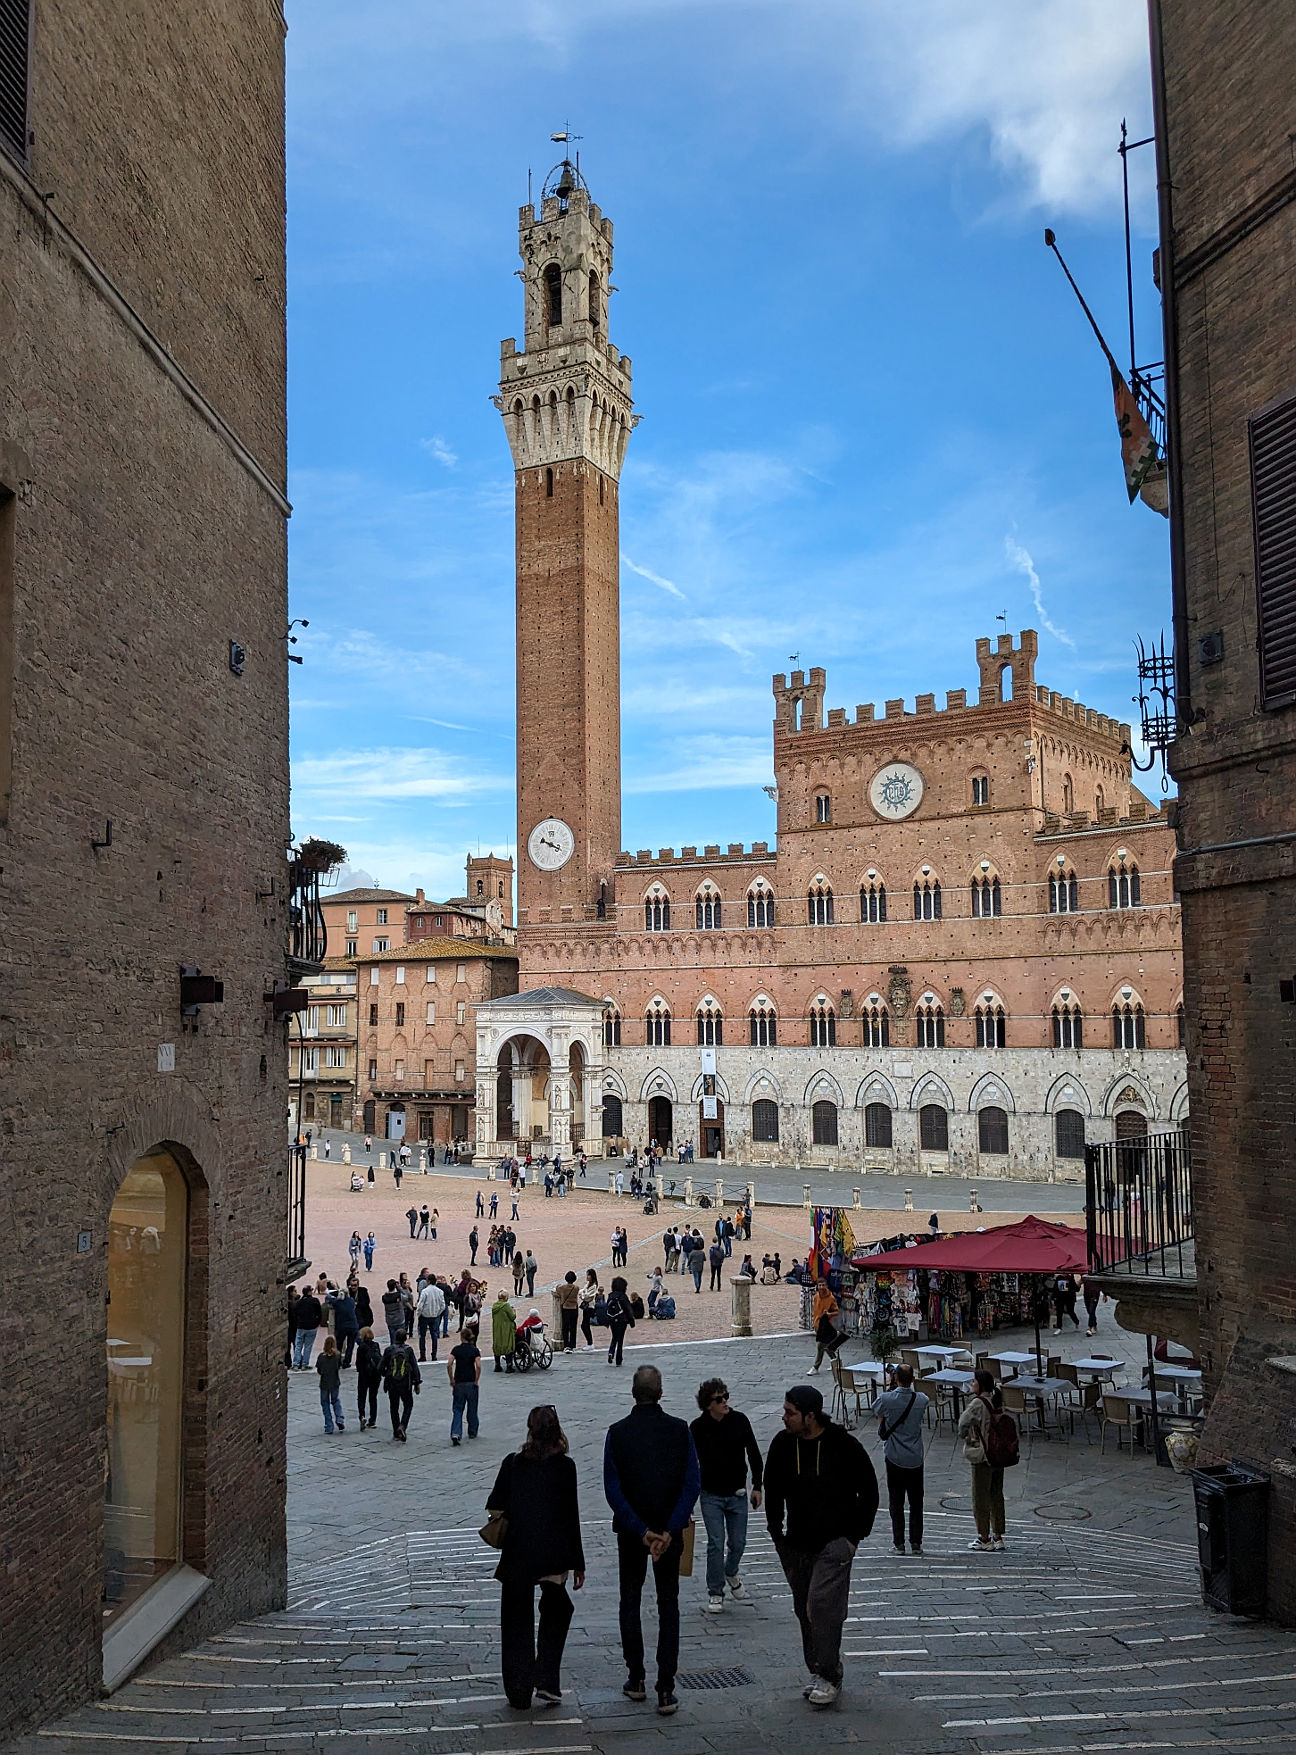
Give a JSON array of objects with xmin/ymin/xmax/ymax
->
[
  {"xmin": 527, "ymin": 817, "xmax": 575, "ymax": 870},
  {"xmin": 868, "ymin": 762, "xmax": 925, "ymax": 821}
]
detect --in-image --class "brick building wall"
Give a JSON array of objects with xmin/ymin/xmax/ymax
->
[
  {"xmin": 0, "ymin": 0, "xmax": 291, "ymax": 1736},
  {"xmin": 320, "ymin": 885, "xmax": 415, "ymax": 959},
  {"xmin": 1152, "ymin": 0, "xmax": 1296, "ymax": 1621}
]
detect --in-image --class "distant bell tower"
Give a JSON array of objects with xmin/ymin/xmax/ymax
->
[{"xmin": 498, "ymin": 153, "xmax": 633, "ymax": 930}]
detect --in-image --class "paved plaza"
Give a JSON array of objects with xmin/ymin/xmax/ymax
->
[{"xmin": 18, "ymin": 1312, "xmax": 1296, "ymax": 1755}]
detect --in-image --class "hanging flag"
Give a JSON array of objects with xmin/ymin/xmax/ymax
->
[{"xmin": 1112, "ymin": 365, "xmax": 1169, "ymax": 516}]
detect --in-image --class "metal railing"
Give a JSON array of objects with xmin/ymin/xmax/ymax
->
[
  {"xmin": 288, "ymin": 856, "xmax": 328, "ymax": 971},
  {"xmin": 1085, "ymin": 1126, "xmax": 1193, "ymax": 1276},
  {"xmin": 287, "ymin": 1141, "xmax": 308, "ymax": 1275}
]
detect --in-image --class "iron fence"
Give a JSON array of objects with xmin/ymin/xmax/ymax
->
[
  {"xmin": 287, "ymin": 1141, "xmax": 308, "ymax": 1275},
  {"xmin": 1085, "ymin": 1126, "xmax": 1193, "ymax": 1276}
]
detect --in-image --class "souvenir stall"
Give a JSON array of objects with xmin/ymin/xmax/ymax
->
[{"xmin": 799, "ymin": 1207, "xmax": 861, "ymax": 1334}]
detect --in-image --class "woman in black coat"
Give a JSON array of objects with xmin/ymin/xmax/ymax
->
[{"xmin": 486, "ymin": 1405, "xmax": 585, "ymax": 1710}]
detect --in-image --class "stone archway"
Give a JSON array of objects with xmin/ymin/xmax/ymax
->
[{"xmin": 495, "ymin": 1034, "xmax": 551, "ymax": 1147}]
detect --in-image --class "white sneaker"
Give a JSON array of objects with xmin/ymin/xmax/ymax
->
[
  {"xmin": 991, "ymin": 1535, "xmax": 1006, "ymax": 1550},
  {"xmin": 727, "ymin": 1577, "xmax": 746, "ymax": 1599},
  {"xmin": 968, "ymin": 1537, "xmax": 994, "ymax": 1550},
  {"xmin": 706, "ymin": 1594, "xmax": 725, "ymax": 1614},
  {"xmin": 807, "ymin": 1677, "xmax": 839, "ymax": 1708},
  {"xmin": 801, "ymin": 1673, "xmax": 818, "ymax": 1699},
  {"xmin": 807, "ymin": 1363, "xmax": 821, "ymax": 1374}
]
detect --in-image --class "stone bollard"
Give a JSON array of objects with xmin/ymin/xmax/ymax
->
[
  {"xmin": 904, "ymin": 1188, "xmax": 913, "ymax": 1211},
  {"xmin": 684, "ymin": 1176, "xmax": 694, "ymax": 1206},
  {"xmin": 715, "ymin": 1178, "xmax": 724, "ymax": 1205},
  {"xmin": 969, "ymin": 1187, "xmax": 982, "ymax": 1214},
  {"xmin": 342, "ymin": 1143, "xmax": 351, "ymax": 1164},
  {"xmin": 852, "ymin": 1187, "xmax": 861, "ymax": 1210},
  {"xmin": 309, "ymin": 1143, "xmax": 318, "ymax": 1160},
  {"xmin": 551, "ymin": 1289, "xmax": 565, "ymax": 1338},
  {"xmin": 745, "ymin": 1180, "xmax": 756, "ymax": 1211},
  {"xmin": 803, "ymin": 1183, "xmax": 812, "ymax": 1210},
  {"xmin": 730, "ymin": 1274, "xmax": 753, "ymax": 1338}
]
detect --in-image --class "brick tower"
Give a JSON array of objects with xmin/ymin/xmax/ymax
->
[{"xmin": 498, "ymin": 156, "xmax": 633, "ymax": 930}]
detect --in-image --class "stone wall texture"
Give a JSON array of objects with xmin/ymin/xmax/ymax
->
[{"xmin": 0, "ymin": 0, "xmax": 291, "ymax": 1735}]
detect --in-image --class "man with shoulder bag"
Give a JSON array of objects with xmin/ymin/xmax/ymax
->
[{"xmin": 873, "ymin": 1364, "xmax": 930, "ymax": 1556}]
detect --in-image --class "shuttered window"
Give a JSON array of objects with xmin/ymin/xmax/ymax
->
[
  {"xmin": 1252, "ymin": 392, "xmax": 1296, "ymax": 709},
  {"xmin": 0, "ymin": 0, "xmax": 29, "ymax": 162}
]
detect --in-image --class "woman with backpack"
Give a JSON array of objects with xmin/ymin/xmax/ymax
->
[
  {"xmin": 605, "ymin": 1274, "xmax": 635, "ymax": 1366},
  {"xmin": 956, "ymin": 1368, "xmax": 1015, "ymax": 1550}
]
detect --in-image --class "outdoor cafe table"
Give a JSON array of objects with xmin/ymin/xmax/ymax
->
[
  {"xmin": 913, "ymin": 1344, "xmax": 973, "ymax": 1366},
  {"xmin": 1071, "ymin": 1357, "xmax": 1125, "ymax": 1378},
  {"xmin": 988, "ymin": 1351, "xmax": 1039, "ymax": 1375},
  {"xmin": 922, "ymin": 1367, "xmax": 976, "ymax": 1416},
  {"xmin": 1010, "ymin": 1375, "xmax": 1072, "ymax": 1434},
  {"xmin": 1147, "ymin": 1364, "xmax": 1201, "ymax": 1382}
]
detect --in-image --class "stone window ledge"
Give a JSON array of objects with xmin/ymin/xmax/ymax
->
[{"xmin": 103, "ymin": 1564, "xmax": 211, "ymax": 1693}]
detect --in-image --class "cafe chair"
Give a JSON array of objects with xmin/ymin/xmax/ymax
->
[{"xmin": 1099, "ymin": 1392, "xmax": 1138, "ymax": 1455}]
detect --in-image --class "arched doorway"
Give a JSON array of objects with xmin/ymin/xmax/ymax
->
[
  {"xmin": 602, "ymin": 1094, "xmax": 624, "ymax": 1140},
  {"xmin": 700, "ymin": 1097, "xmax": 725, "ymax": 1160},
  {"xmin": 648, "ymin": 1094, "xmax": 673, "ymax": 1150},
  {"xmin": 496, "ymin": 1035, "xmax": 551, "ymax": 1145},
  {"xmin": 1115, "ymin": 1108, "xmax": 1148, "ymax": 1140},
  {"xmin": 104, "ymin": 1150, "xmax": 190, "ymax": 1623},
  {"xmin": 569, "ymin": 1041, "xmax": 586, "ymax": 1147}
]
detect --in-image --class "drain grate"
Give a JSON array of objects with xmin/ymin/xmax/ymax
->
[{"xmin": 676, "ymin": 1666, "xmax": 756, "ymax": 1691}]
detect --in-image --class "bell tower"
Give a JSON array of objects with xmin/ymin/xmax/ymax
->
[{"xmin": 498, "ymin": 156, "xmax": 633, "ymax": 931}]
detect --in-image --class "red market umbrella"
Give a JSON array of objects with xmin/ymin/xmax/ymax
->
[{"xmin": 851, "ymin": 1215, "xmax": 1090, "ymax": 1375}]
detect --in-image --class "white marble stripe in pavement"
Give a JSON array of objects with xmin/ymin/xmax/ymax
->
[{"xmin": 944, "ymin": 1698, "xmax": 1296, "ymax": 1728}]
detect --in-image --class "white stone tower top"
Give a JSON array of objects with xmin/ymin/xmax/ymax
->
[{"xmin": 497, "ymin": 159, "xmax": 636, "ymax": 478}]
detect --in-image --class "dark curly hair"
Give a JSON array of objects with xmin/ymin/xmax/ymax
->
[
  {"xmin": 520, "ymin": 1403, "xmax": 568, "ymax": 1461},
  {"xmin": 696, "ymin": 1377, "xmax": 729, "ymax": 1411}
]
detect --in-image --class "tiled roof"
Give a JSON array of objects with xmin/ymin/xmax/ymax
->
[
  {"xmin": 481, "ymin": 985, "xmax": 601, "ymax": 1007},
  {"xmin": 324, "ymin": 886, "xmax": 417, "ymax": 904},
  {"xmin": 354, "ymin": 938, "xmax": 518, "ymax": 963}
]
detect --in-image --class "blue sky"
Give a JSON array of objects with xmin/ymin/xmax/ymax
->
[{"xmin": 285, "ymin": 0, "xmax": 1171, "ymax": 900}]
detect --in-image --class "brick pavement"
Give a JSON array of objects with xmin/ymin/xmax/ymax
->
[
  {"xmin": 297, "ymin": 1161, "xmax": 1081, "ymax": 1347},
  {"xmin": 16, "ymin": 1329, "xmax": 1296, "ymax": 1755}
]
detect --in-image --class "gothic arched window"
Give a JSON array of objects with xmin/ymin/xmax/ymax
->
[
  {"xmin": 544, "ymin": 262, "xmax": 563, "ymax": 328},
  {"xmin": 971, "ymin": 774, "xmax": 989, "ymax": 806},
  {"xmin": 1049, "ymin": 867, "xmax": 1080, "ymax": 912},
  {"xmin": 1108, "ymin": 857, "xmax": 1141, "ymax": 909},
  {"xmin": 915, "ymin": 1002, "xmax": 945, "ymax": 1048},
  {"xmin": 863, "ymin": 1002, "xmax": 889, "ymax": 1048},
  {"xmin": 809, "ymin": 1000, "xmax": 837, "ymax": 1048},
  {"xmin": 752, "ymin": 1098, "xmax": 779, "ymax": 1143},
  {"xmin": 812, "ymin": 1100, "xmax": 839, "ymax": 1146},
  {"xmin": 807, "ymin": 881, "xmax": 834, "ymax": 925},
  {"xmin": 913, "ymin": 878, "xmax": 942, "ymax": 920},
  {"xmin": 1051, "ymin": 1001, "xmax": 1083, "ymax": 1049},
  {"xmin": 695, "ymin": 888, "xmax": 722, "ymax": 931},
  {"xmin": 749, "ymin": 1003, "xmax": 777, "ymax": 1047},
  {"xmin": 644, "ymin": 889, "xmax": 671, "ymax": 932},
  {"xmin": 975, "ymin": 1002, "xmax": 1006, "ymax": 1048},
  {"xmin": 747, "ymin": 884, "xmax": 774, "ymax": 928},
  {"xmin": 815, "ymin": 791, "xmax": 831, "ymax": 823},
  {"xmin": 860, "ymin": 881, "xmax": 887, "ymax": 923},
  {"xmin": 919, "ymin": 1104, "xmax": 949, "ymax": 1151},
  {"xmin": 696, "ymin": 999, "xmax": 724, "ymax": 1047},
  {"xmin": 1112, "ymin": 1001, "xmax": 1146, "ymax": 1049},
  {"xmin": 978, "ymin": 1106, "xmax": 1010, "ymax": 1154},
  {"xmin": 645, "ymin": 1000, "xmax": 671, "ymax": 1047},
  {"xmin": 1055, "ymin": 1109, "xmax": 1086, "ymax": 1159},
  {"xmin": 602, "ymin": 1005, "xmax": 621, "ymax": 1047},
  {"xmin": 865, "ymin": 1103, "xmax": 893, "ymax": 1148},
  {"xmin": 971, "ymin": 875, "xmax": 1002, "ymax": 918}
]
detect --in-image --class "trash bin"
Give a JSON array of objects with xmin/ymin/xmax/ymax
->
[{"xmin": 1190, "ymin": 1462, "xmax": 1271, "ymax": 1616}]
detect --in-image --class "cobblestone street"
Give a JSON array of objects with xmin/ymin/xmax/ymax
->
[{"xmin": 17, "ymin": 1328, "xmax": 1296, "ymax": 1755}]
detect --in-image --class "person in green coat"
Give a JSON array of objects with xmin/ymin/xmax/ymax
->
[{"xmin": 492, "ymin": 1290, "xmax": 518, "ymax": 1373}]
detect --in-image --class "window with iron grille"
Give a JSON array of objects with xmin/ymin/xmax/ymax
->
[
  {"xmin": 1055, "ymin": 1108, "xmax": 1086, "ymax": 1159},
  {"xmin": 919, "ymin": 1104, "xmax": 949, "ymax": 1151},
  {"xmin": 978, "ymin": 1106, "xmax": 1009, "ymax": 1154},
  {"xmin": 1251, "ymin": 392, "xmax": 1296, "ymax": 709},
  {"xmin": 812, "ymin": 1100, "xmax": 838, "ymax": 1146},
  {"xmin": 752, "ymin": 1098, "xmax": 779, "ymax": 1143},
  {"xmin": 0, "ymin": 0, "xmax": 29, "ymax": 163},
  {"xmin": 864, "ymin": 1102, "xmax": 892, "ymax": 1148}
]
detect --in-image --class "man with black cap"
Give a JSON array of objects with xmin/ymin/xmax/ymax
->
[{"xmin": 764, "ymin": 1382, "xmax": 878, "ymax": 1709}]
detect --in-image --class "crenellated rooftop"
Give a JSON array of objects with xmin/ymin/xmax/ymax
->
[{"xmin": 615, "ymin": 842, "xmax": 776, "ymax": 869}]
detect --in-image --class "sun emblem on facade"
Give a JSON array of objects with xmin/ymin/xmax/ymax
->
[{"xmin": 869, "ymin": 761, "xmax": 925, "ymax": 820}]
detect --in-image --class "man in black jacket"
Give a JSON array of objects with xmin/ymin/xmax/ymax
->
[
  {"xmin": 690, "ymin": 1378, "xmax": 763, "ymax": 1613},
  {"xmin": 603, "ymin": 1365, "xmax": 700, "ymax": 1718},
  {"xmin": 292, "ymin": 1287, "xmax": 323, "ymax": 1369},
  {"xmin": 765, "ymin": 1382, "xmax": 879, "ymax": 1710}
]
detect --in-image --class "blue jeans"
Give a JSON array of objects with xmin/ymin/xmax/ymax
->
[
  {"xmin": 691, "ymin": 1259, "xmax": 704, "ymax": 1290},
  {"xmin": 700, "ymin": 1490, "xmax": 748, "ymax": 1596},
  {"xmin": 292, "ymin": 1328, "xmax": 316, "ymax": 1368},
  {"xmin": 321, "ymin": 1386, "xmax": 344, "ymax": 1432},
  {"xmin": 451, "ymin": 1381, "xmax": 480, "ymax": 1439}
]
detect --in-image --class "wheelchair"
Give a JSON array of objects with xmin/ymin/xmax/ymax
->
[{"xmin": 511, "ymin": 1322, "xmax": 553, "ymax": 1372}]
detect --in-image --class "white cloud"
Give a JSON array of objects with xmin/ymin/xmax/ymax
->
[
  {"xmin": 621, "ymin": 553, "xmax": 686, "ymax": 600},
  {"xmin": 1005, "ymin": 535, "xmax": 1076, "ymax": 650},
  {"xmin": 625, "ymin": 735, "xmax": 773, "ymax": 795},
  {"xmin": 293, "ymin": 747, "xmax": 511, "ymax": 802},
  {"xmin": 420, "ymin": 435, "xmax": 458, "ymax": 468}
]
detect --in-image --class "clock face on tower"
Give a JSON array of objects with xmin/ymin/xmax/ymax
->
[
  {"xmin": 869, "ymin": 762, "xmax": 925, "ymax": 821},
  {"xmin": 527, "ymin": 817, "xmax": 576, "ymax": 871}
]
